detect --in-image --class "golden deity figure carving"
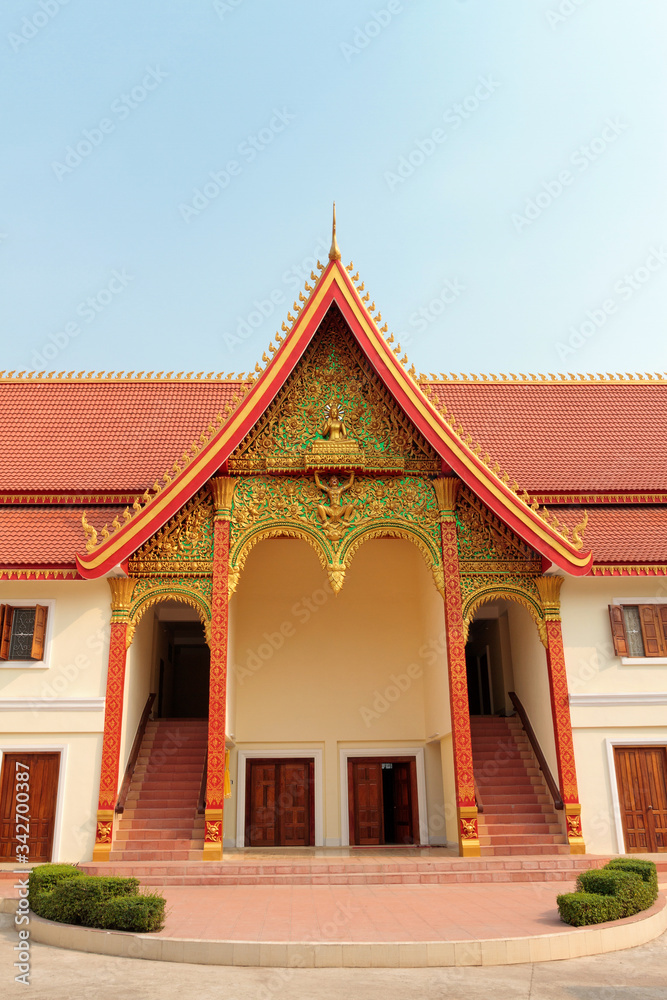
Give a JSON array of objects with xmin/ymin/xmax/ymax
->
[
  {"xmin": 314, "ymin": 471, "xmax": 356, "ymax": 539},
  {"xmin": 321, "ymin": 401, "xmax": 347, "ymax": 441}
]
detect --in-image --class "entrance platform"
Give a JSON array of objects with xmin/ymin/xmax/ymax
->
[{"xmin": 2, "ymin": 852, "xmax": 665, "ymax": 967}]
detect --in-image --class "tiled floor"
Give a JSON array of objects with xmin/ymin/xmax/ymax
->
[{"xmin": 154, "ymin": 880, "xmax": 582, "ymax": 943}]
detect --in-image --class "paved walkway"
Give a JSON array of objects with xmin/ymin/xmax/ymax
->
[
  {"xmin": 2, "ymin": 912, "xmax": 667, "ymax": 1000},
  {"xmin": 155, "ymin": 880, "xmax": 575, "ymax": 942}
]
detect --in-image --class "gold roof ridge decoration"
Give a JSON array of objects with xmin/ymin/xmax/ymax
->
[
  {"xmin": 424, "ymin": 372, "xmax": 667, "ymax": 383},
  {"xmin": 0, "ymin": 370, "xmax": 253, "ymax": 382}
]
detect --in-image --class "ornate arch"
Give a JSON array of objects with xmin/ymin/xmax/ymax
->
[
  {"xmin": 229, "ymin": 523, "xmax": 331, "ymax": 596},
  {"xmin": 340, "ymin": 521, "xmax": 444, "ymax": 596},
  {"xmin": 128, "ymin": 584, "xmax": 212, "ymax": 645},
  {"xmin": 461, "ymin": 583, "xmax": 547, "ymax": 646}
]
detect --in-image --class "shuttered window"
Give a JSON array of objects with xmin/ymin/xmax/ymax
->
[
  {"xmin": 0, "ymin": 605, "xmax": 48, "ymax": 661},
  {"xmin": 609, "ymin": 604, "xmax": 667, "ymax": 658}
]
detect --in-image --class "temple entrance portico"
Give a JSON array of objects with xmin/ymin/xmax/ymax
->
[{"xmin": 81, "ymin": 236, "xmax": 592, "ymax": 864}]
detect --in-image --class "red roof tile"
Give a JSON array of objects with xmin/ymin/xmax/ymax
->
[
  {"xmin": 428, "ymin": 382, "xmax": 667, "ymax": 492},
  {"xmin": 0, "ymin": 380, "xmax": 240, "ymax": 492},
  {"xmin": 0, "ymin": 507, "xmax": 121, "ymax": 565}
]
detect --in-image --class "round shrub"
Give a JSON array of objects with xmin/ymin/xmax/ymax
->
[{"xmin": 557, "ymin": 891, "xmax": 623, "ymax": 927}]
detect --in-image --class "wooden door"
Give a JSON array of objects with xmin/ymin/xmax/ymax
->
[
  {"xmin": 393, "ymin": 763, "xmax": 414, "ymax": 844},
  {"xmin": 0, "ymin": 752, "xmax": 60, "ymax": 862},
  {"xmin": 279, "ymin": 761, "xmax": 310, "ymax": 846},
  {"xmin": 349, "ymin": 761, "xmax": 384, "ymax": 845},
  {"xmin": 615, "ymin": 746, "xmax": 667, "ymax": 853},
  {"xmin": 245, "ymin": 759, "xmax": 313, "ymax": 847}
]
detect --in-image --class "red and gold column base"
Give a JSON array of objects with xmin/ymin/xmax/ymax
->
[
  {"xmin": 458, "ymin": 805, "xmax": 481, "ymax": 857},
  {"xmin": 92, "ymin": 809, "xmax": 115, "ymax": 862},
  {"xmin": 203, "ymin": 808, "xmax": 224, "ymax": 861},
  {"xmin": 565, "ymin": 803, "xmax": 586, "ymax": 854}
]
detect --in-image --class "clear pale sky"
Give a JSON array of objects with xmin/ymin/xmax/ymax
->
[{"xmin": 2, "ymin": 1, "xmax": 666, "ymax": 377}]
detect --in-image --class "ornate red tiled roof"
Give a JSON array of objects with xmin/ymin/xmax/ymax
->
[
  {"xmin": 0, "ymin": 371, "xmax": 665, "ymax": 568},
  {"xmin": 0, "ymin": 379, "xmax": 241, "ymax": 492},
  {"xmin": 0, "ymin": 376, "xmax": 663, "ymax": 495},
  {"xmin": 0, "ymin": 504, "xmax": 662, "ymax": 569},
  {"xmin": 428, "ymin": 381, "xmax": 667, "ymax": 492},
  {"xmin": 0, "ymin": 507, "xmax": 120, "ymax": 566},
  {"xmin": 554, "ymin": 506, "xmax": 667, "ymax": 564}
]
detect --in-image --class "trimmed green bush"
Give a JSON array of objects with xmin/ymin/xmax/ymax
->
[
  {"xmin": 38, "ymin": 875, "xmax": 140, "ymax": 926},
  {"xmin": 576, "ymin": 869, "xmax": 644, "ymax": 917},
  {"xmin": 28, "ymin": 864, "xmax": 165, "ymax": 934},
  {"xmin": 558, "ymin": 858, "xmax": 659, "ymax": 926},
  {"xmin": 605, "ymin": 858, "xmax": 658, "ymax": 902},
  {"xmin": 89, "ymin": 893, "xmax": 166, "ymax": 933},
  {"xmin": 557, "ymin": 891, "xmax": 623, "ymax": 927},
  {"xmin": 28, "ymin": 864, "xmax": 83, "ymax": 904}
]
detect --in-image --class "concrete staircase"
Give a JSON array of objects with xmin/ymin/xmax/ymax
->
[
  {"xmin": 110, "ymin": 718, "xmax": 207, "ymax": 862},
  {"xmin": 471, "ymin": 714, "xmax": 569, "ymax": 857}
]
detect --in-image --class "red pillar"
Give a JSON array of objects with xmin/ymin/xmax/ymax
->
[
  {"xmin": 435, "ymin": 477, "xmax": 480, "ymax": 857},
  {"xmin": 92, "ymin": 577, "xmax": 136, "ymax": 861},
  {"xmin": 537, "ymin": 575, "xmax": 586, "ymax": 853},
  {"xmin": 203, "ymin": 477, "xmax": 235, "ymax": 859}
]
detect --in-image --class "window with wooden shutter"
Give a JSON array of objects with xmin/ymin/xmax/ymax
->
[
  {"xmin": 0, "ymin": 605, "xmax": 13, "ymax": 660},
  {"xmin": 608, "ymin": 605, "xmax": 629, "ymax": 656},
  {"xmin": 657, "ymin": 606, "xmax": 667, "ymax": 653},
  {"xmin": 0, "ymin": 604, "xmax": 49, "ymax": 662},
  {"xmin": 30, "ymin": 605, "xmax": 48, "ymax": 660},
  {"xmin": 638, "ymin": 605, "xmax": 665, "ymax": 657}
]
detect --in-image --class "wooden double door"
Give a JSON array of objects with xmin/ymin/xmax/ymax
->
[
  {"xmin": 0, "ymin": 752, "xmax": 60, "ymax": 863},
  {"xmin": 245, "ymin": 758, "xmax": 314, "ymax": 847},
  {"xmin": 348, "ymin": 757, "xmax": 419, "ymax": 846},
  {"xmin": 615, "ymin": 746, "xmax": 667, "ymax": 853}
]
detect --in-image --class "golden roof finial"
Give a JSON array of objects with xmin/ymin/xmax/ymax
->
[{"xmin": 329, "ymin": 201, "xmax": 341, "ymax": 262}]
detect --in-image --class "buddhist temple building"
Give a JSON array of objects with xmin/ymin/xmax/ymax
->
[{"xmin": 0, "ymin": 216, "xmax": 666, "ymax": 866}]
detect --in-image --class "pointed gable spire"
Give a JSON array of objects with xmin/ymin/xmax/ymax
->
[{"xmin": 329, "ymin": 201, "xmax": 342, "ymax": 262}]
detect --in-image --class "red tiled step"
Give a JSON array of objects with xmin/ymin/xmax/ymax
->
[{"xmin": 80, "ymin": 855, "xmax": 606, "ymax": 885}]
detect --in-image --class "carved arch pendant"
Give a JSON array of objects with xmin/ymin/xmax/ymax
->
[{"xmin": 461, "ymin": 582, "xmax": 547, "ymax": 646}]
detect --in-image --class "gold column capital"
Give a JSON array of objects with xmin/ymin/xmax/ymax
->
[
  {"xmin": 536, "ymin": 574, "xmax": 563, "ymax": 619},
  {"xmin": 107, "ymin": 576, "xmax": 137, "ymax": 613},
  {"xmin": 433, "ymin": 476, "xmax": 460, "ymax": 519},
  {"xmin": 209, "ymin": 476, "xmax": 236, "ymax": 518}
]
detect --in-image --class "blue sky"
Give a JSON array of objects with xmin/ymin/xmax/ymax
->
[{"xmin": 2, "ymin": 0, "xmax": 666, "ymax": 377}]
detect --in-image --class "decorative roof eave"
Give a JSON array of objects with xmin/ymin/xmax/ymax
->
[
  {"xmin": 76, "ymin": 259, "xmax": 592, "ymax": 579},
  {"xmin": 0, "ymin": 567, "xmax": 81, "ymax": 580},
  {"xmin": 590, "ymin": 564, "xmax": 667, "ymax": 577}
]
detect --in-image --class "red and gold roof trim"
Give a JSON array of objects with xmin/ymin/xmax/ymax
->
[{"xmin": 76, "ymin": 242, "xmax": 592, "ymax": 579}]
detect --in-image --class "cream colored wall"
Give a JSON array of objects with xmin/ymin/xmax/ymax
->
[
  {"xmin": 120, "ymin": 610, "xmax": 154, "ymax": 776},
  {"xmin": 504, "ymin": 601, "xmax": 559, "ymax": 780},
  {"xmin": 560, "ymin": 576, "xmax": 667, "ymax": 694},
  {"xmin": 0, "ymin": 580, "xmax": 110, "ymax": 700},
  {"xmin": 560, "ymin": 576, "xmax": 667, "ymax": 853},
  {"xmin": 0, "ymin": 579, "xmax": 113, "ymax": 862},
  {"xmin": 230, "ymin": 537, "xmax": 450, "ymax": 844}
]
